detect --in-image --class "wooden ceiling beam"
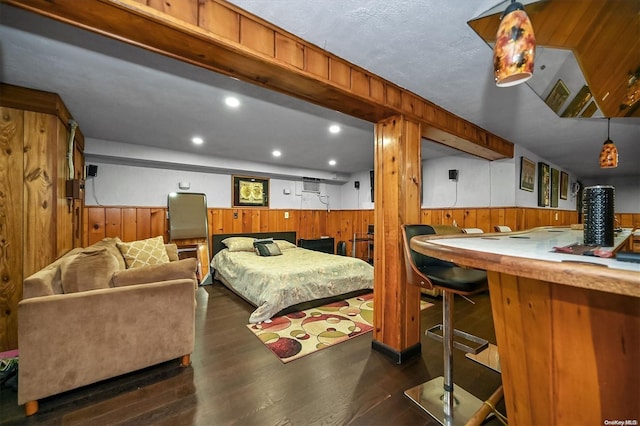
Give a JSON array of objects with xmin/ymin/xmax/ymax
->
[{"xmin": 4, "ymin": 0, "xmax": 514, "ymax": 160}]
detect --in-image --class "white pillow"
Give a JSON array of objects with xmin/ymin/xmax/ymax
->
[
  {"xmin": 222, "ymin": 237, "xmax": 256, "ymax": 252},
  {"xmin": 275, "ymin": 240, "xmax": 297, "ymax": 250}
]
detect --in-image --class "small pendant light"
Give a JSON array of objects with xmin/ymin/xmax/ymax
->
[
  {"xmin": 599, "ymin": 118, "xmax": 618, "ymax": 168},
  {"xmin": 493, "ymin": 0, "xmax": 536, "ymax": 87}
]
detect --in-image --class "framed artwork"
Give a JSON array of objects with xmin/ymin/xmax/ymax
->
[
  {"xmin": 537, "ymin": 162, "xmax": 550, "ymax": 207},
  {"xmin": 561, "ymin": 85, "xmax": 593, "ymax": 118},
  {"xmin": 545, "ymin": 79, "xmax": 570, "ymax": 114},
  {"xmin": 550, "ymin": 168, "xmax": 559, "ymax": 208},
  {"xmin": 560, "ymin": 171, "xmax": 569, "ymax": 200},
  {"xmin": 232, "ymin": 175, "xmax": 269, "ymax": 207},
  {"xmin": 519, "ymin": 156, "xmax": 535, "ymax": 192}
]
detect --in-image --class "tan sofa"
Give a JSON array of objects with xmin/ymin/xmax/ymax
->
[{"xmin": 18, "ymin": 237, "xmax": 198, "ymax": 416}]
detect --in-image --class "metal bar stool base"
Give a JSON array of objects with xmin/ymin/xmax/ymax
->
[
  {"xmin": 426, "ymin": 324, "xmax": 489, "ymax": 355},
  {"xmin": 405, "ymin": 377, "xmax": 484, "ymax": 426}
]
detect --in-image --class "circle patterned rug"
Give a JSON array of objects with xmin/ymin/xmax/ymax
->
[{"xmin": 247, "ymin": 292, "xmax": 433, "ymax": 363}]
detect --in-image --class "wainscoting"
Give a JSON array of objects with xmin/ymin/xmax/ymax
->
[{"xmin": 82, "ymin": 206, "xmax": 640, "ymax": 258}]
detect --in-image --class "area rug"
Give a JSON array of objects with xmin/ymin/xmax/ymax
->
[{"xmin": 247, "ymin": 292, "xmax": 433, "ymax": 363}]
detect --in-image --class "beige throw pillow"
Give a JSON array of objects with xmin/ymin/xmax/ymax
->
[
  {"xmin": 60, "ymin": 248, "xmax": 119, "ymax": 293},
  {"xmin": 117, "ymin": 236, "xmax": 170, "ymax": 269}
]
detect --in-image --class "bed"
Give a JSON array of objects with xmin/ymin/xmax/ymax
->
[{"xmin": 210, "ymin": 231, "xmax": 374, "ymax": 323}]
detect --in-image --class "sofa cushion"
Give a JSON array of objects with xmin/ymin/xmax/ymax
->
[
  {"xmin": 23, "ymin": 248, "xmax": 84, "ymax": 299},
  {"xmin": 60, "ymin": 248, "xmax": 120, "ymax": 294},
  {"xmin": 111, "ymin": 258, "xmax": 197, "ymax": 288},
  {"xmin": 91, "ymin": 237, "xmax": 126, "ymax": 270},
  {"xmin": 117, "ymin": 236, "xmax": 170, "ymax": 269}
]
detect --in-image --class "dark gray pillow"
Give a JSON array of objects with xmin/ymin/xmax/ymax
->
[{"xmin": 253, "ymin": 241, "xmax": 282, "ymax": 257}]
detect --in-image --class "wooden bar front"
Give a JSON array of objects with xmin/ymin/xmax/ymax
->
[{"xmin": 411, "ymin": 228, "xmax": 640, "ymax": 425}]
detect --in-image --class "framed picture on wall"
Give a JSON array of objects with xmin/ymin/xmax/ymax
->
[
  {"xmin": 538, "ymin": 162, "xmax": 550, "ymax": 207},
  {"xmin": 550, "ymin": 168, "xmax": 559, "ymax": 208},
  {"xmin": 519, "ymin": 157, "xmax": 535, "ymax": 192},
  {"xmin": 232, "ymin": 175, "xmax": 269, "ymax": 207},
  {"xmin": 560, "ymin": 171, "xmax": 569, "ymax": 200},
  {"xmin": 545, "ymin": 79, "xmax": 570, "ymax": 114}
]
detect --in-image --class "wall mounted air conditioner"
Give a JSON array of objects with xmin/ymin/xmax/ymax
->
[{"xmin": 302, "ymin": 177, "xmax": 322, "ymax": 194}]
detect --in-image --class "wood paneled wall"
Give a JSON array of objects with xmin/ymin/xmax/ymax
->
[
  {"xmin": 0, "ymin": 84, "xmax": 84, "ymax": 352},
  {"xmin": 81, "ymin": 205, "xmax": 640, "ymax": 257}
]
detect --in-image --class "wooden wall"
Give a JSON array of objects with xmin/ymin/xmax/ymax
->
[
  {"xmin": 81, "ymin": 206, "xmax": 639, "ymax": 258},
  {"xmin": 0, "ymin": 84, "xmax": 84, "ymax": 352}
]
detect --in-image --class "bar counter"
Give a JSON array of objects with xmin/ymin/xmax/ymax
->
[{"xmin": 411, "ymin": 227, "xmax": 639, "ymax": 426}]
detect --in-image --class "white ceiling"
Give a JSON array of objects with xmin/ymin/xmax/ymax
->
[{"xmin": 1, "ymin": 1, "xmax": 638, "ymax": 181}]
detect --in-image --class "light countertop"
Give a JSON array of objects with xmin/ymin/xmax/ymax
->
[{"xmin": 411, "ymin": 227, "xmax": 640, "ymax": 297}]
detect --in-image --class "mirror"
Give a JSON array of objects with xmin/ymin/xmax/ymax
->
[
  {"xmin": 167, "ymin": 192, "xmax": 211, "ymax": 284},
  {"xmin": 526, "ymin": 47, "xmax": 601, "ymax": 118},
  {"xmin": 468, "ymin": 0, "xmax": 640, "ymax": 118},
  {"xmin": 168, "ymin": 192, "xmax": 209, "ymax": 241}
]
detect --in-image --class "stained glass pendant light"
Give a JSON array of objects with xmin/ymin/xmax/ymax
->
[
  {"xmin": 493, "ymin": 0, "xmax": 536, "ymax": 87},
  {"xmin": 599, "ymin": 118, "xmax": 618, "ymax": 168}
]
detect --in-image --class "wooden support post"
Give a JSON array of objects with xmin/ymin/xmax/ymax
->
[{"xmin": 371, "ymin": 115, "xmax": 423, "ymax": 363}]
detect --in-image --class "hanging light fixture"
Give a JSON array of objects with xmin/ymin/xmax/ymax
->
[
  {"xmin": 493, "ymin": 0, "xmax": 536, "ymax": 87},
  {"xmin": 599, "ymin": 118, "xmax": 618, "ymax": 168}
]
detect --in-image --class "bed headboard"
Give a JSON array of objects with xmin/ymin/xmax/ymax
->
[{"xmin": 212, "ymin": 231, "xmax": 297, "ymax": 256}]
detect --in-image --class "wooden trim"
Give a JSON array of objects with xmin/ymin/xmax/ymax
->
[
  {"xmin": 0, "ymin": 83, "xmax": 84, "ymax": 140},
  {"xmin": 370, "ymin": 340, "xmax": 422, "ymax": 364},
  {"xmin": 4, "ymin": 0, "xmax": 513, "ymax": 160}
]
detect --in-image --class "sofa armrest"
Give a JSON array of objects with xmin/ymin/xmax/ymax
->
[{"xmin": 18, "ymin": 279, "xmax": 196, "ymax": 405}]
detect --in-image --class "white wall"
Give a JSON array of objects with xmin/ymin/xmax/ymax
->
[
  {"xmin": 422, "ymin": 155, "xmax": 516, "ymax": 208},
  {"xmin": 84, "ymin": 137, "xmax": 602, "ymax": 212},
  {"xmin": 582, "ymin": 176, "xmax": 640, "ymax": 214},
  {"xmin": 85, "ymin": 162, "xmax": 228, "ymax": 207},
  {"xmin": 340, "ymin": 169, "xmax": 374, "ymax": 210},
  {"xmin": 84, "ymin": 161, "xmax": 343, "ymax": 210},
  {"xmin": 515, "ymin": 145, "xmax": 579, "ymax": 211},
  {"xmin": 420, "ymin": 146, "xmax": 581, "ymax": 211}
]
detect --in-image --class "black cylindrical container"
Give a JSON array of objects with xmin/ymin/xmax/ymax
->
[{"xmin": 583, "ymin": 185, "xmax": 615, "ymax": 246}]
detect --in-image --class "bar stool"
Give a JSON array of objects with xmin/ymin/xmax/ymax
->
[
  {"xmin": 494, "ymin": 225, "xmax": 512, "ymax": 232},
  {"xmin": 402, "ymin": 224, "xmax": 489, "ymax": 426},
  {"xmin": 462, "ymin": 227, "xmax": 484, "ymax": 234}
]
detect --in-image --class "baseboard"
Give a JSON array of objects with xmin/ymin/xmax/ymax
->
[{"xmin": 371, "ymin": 340, "xmax": 422, "ymax": 364}]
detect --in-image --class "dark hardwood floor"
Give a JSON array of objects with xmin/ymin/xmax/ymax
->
[{"xmin": 1, "ymin": 283, "xmax": 505, "ymax": 425}]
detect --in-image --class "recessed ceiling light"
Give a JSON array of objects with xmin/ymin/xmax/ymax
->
[
  {"xmin": 192, "ymin": 136, "xmax": 204, "ymax": 145},
  {"xmin": 272, "ymin": 150, "xmax": 282, "ymax": 157},
  {"xmin": 329, "ymin": 124, "xmax": 341, "ymax": 134},
  {"xmin": 225, "ymin": 96, "xmax": 240, "ymax": 107},
  {"xmin": 328, "ymin": 159, "xmax": 337, "ymax": 166}
]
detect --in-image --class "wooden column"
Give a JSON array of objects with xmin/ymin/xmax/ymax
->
[
  {"xmin": 371, "ymin": 115, "xmax": 423, "ymax": 363},
  {"xmin": 0, "ymin": 84, "xmax": 84, "ymax": 352}
]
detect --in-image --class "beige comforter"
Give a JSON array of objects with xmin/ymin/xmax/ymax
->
[{"xmin": 211, "ymin": 247, "xmax": 374, "ymax": 323}]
